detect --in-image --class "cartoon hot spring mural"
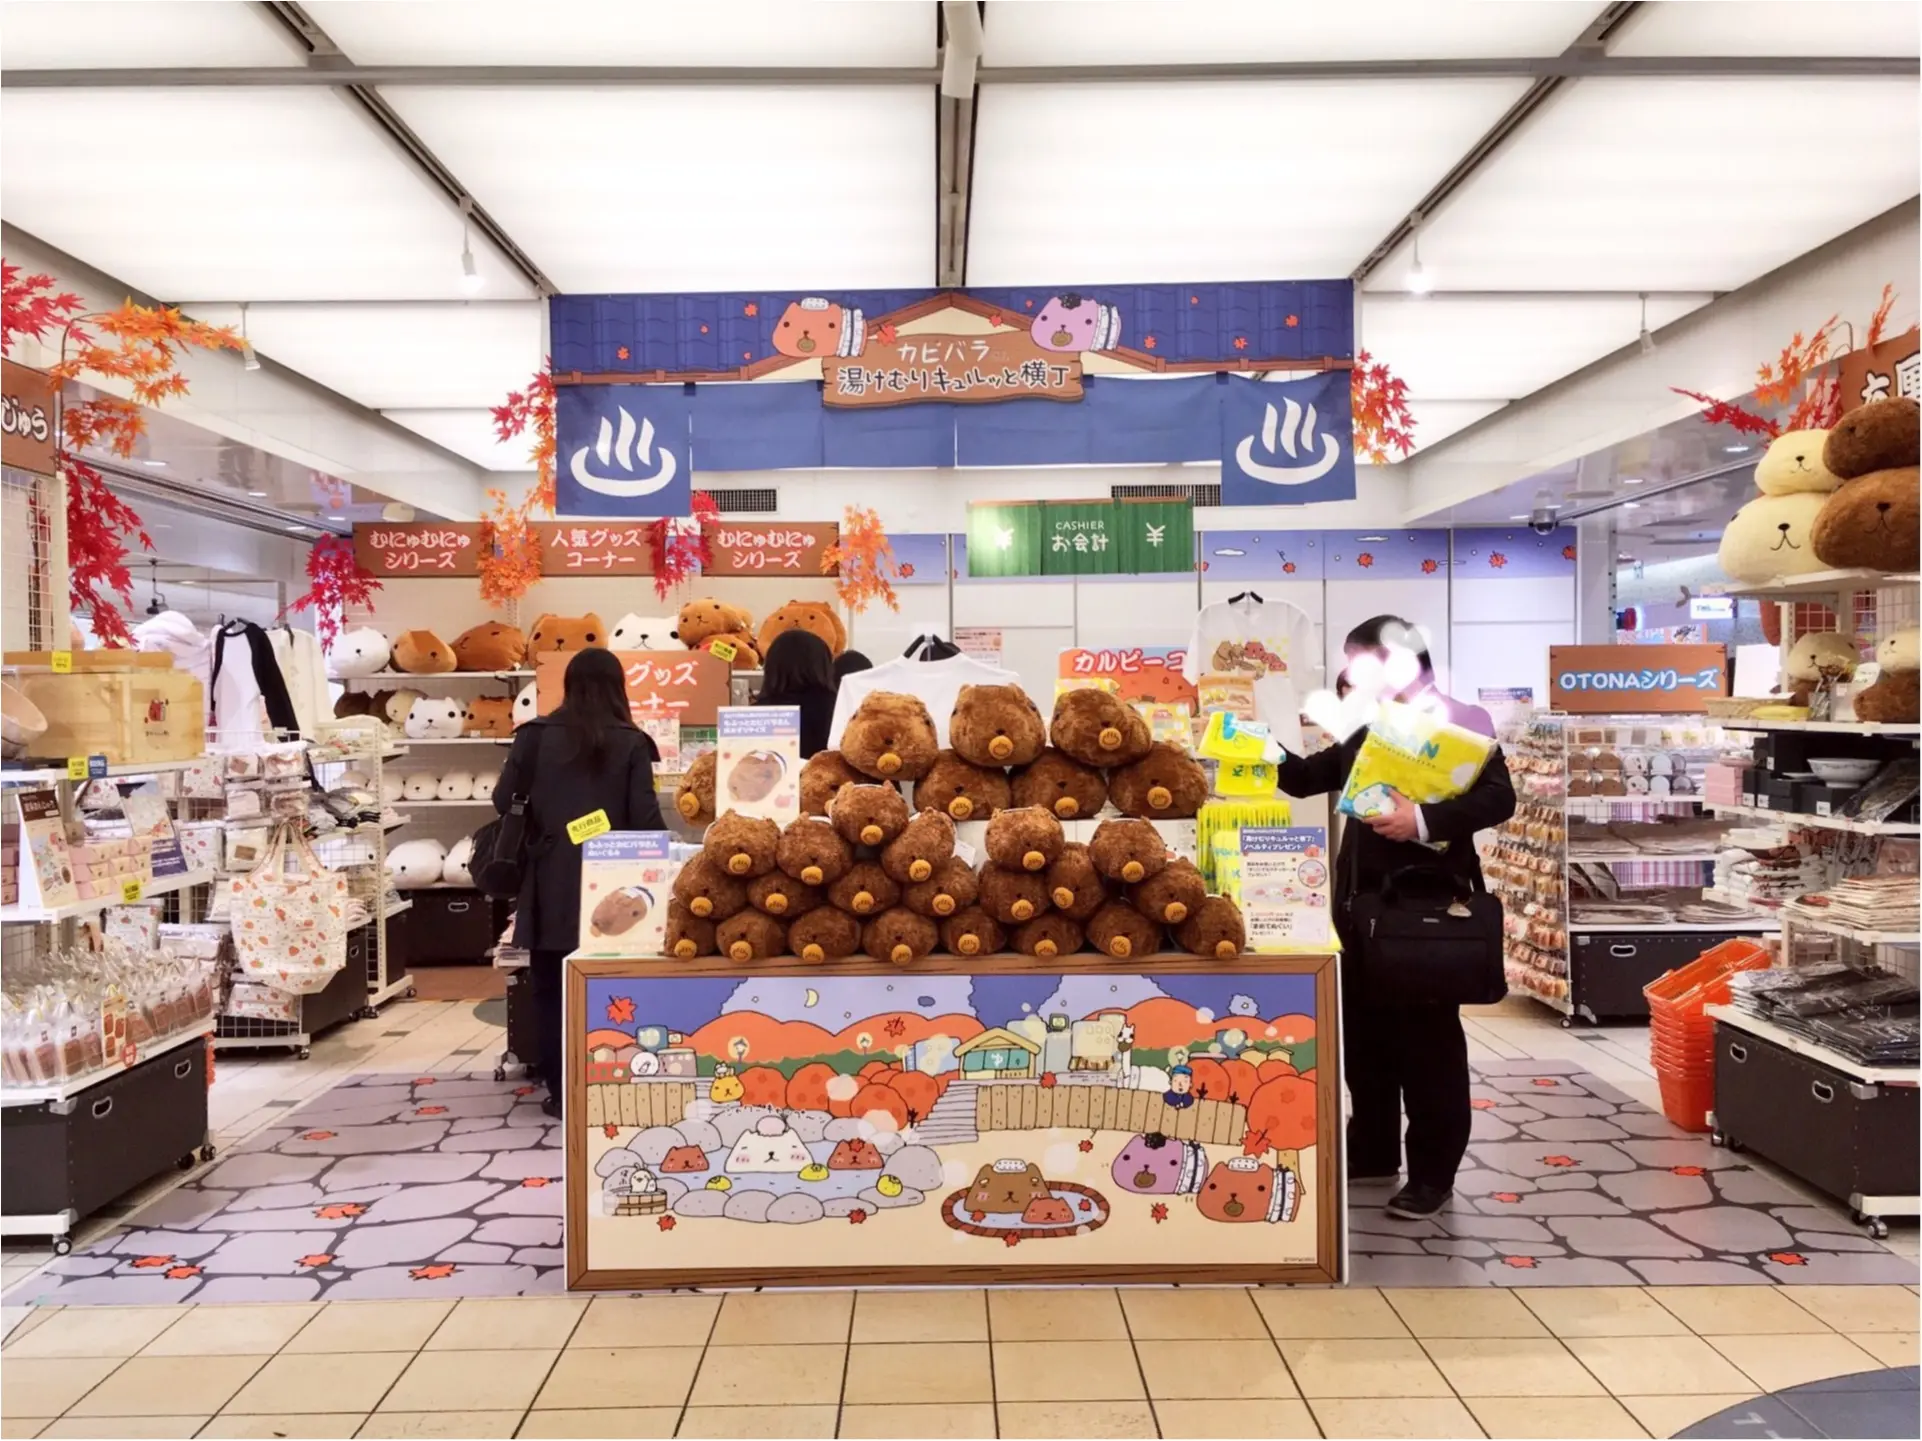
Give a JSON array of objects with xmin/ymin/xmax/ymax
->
[{"xmin": 578, "ymin": 971, "xmax": 1323, "ymax": 1273}]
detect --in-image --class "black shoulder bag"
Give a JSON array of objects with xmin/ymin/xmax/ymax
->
[
  {"xmin": 1345, "ymin": 842, "xmax": 1506, "ymax": 1007},
  {"xmin": 473, "ymin": 730, "xmax": 539, "ymax": 900}
]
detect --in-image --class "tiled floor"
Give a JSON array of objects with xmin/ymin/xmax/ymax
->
[{"xmin": 2, "ymin": 996, "xmax": 1915, "ymax": 1439}]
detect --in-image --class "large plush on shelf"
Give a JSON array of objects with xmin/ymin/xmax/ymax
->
[
  {"xmin": 827, "ymin": 861, "xmax": 899, "ymax": 916},
  {"xmin": 776, "ymin": 816, "xmax": 853, "ymax": 888},
  {"xmin": 829, "ymin": 783, "xmax": 910, "ymax": 847},
  {"xmin": 1088, "ymin": 899, "xmax": 1161, "ymax": 959},
  {"xmin": 676, "ymin": 598, "xmax": 760, "ymax": 666},
  {"xmin": 387, "ymin": 838, "xmax": 448, "ymax": 888},
  {"xmin": 1717, "ymin": 491, "xmax": 1830, "ymax": 583},
  {"xmin": 901, "ymin": 856, "xmax": 978, "ymax": 918},
  {"xmin": 442, "ymin": 836, "xmax": 475, "ymax": 887},
  {"xmin": 841, "ymin": 691, "xmax": 940, "ymax": 781},
  {"xmin": 941, "ymin": 907, "xmax": 1005, "ymax": 957},
  {"xmin": 705, "ymin": 811, "xmax": 780, "ymax": 878},
  {"xmin": 463, "ymin": 696, "xmax": 514, "ymax": 738},
  {"xmin": 1780, "ymin": 631, "xmax": 1860, "ymax": 705},
  {"xmin": 788, "ymin": 907, "xmax": 860, "ymax": 963},
  {"xmin": 862, "ymin": 908, "xmax": 937, "ymax": 966},
  {"xmin": 1855, "ymin": 626, "xmax": 1920, "ymax": 724},
  {"xmin": 985, "ymin": 806, "xmax": 1065, "ymax": 873},
  {"xmin": 513, "ymin": 681, "xmax": 538, "ymax": 728},
  {"xmin": 667, "ymin": 901, "xmax": 717, "ymax": 959},
  {"xmin": 404, "ymin": 696, "xmax": 466, "ymax": 740},
  {"xmin": 393, "ymin": 630, "xmax": 457, "ymax": 675},
  {"xmin": 747, "ymin": 871, "xmax": 821, "ymax": 918},
  {"xmin": 880, "ymin": 809, "xmax": 956, "ymax": 884},
  {"xmin": 1753, "ymin": 429, "xmax": 1840, "ymax": 496},
  {"xmin": 949, "ymin": 684, "xmax": 1047, "ymax": 767},
  {"xmin": 1045, "ymin": 843, "xmax": 1109, "ymax": 921},
  {"xmin": 1109, "ymin": 742, "xmax": 1209, "ymax": 819},
  {"xmin": 1012, "ymin": 748, "xmax": 1107, "ymax": 820},
  {"xmin": 916, "ymin": 750, "xmax": 1011, "ymax": 822},
  {"xmin": 675, "ymin": 753, "xmax": 717, "ymax": 825},
  {"xmin": 758, "ymin": 600, "xmax": 846, "ymax": 658},
  {"xmin": 1176, "ymin": 895, "xmax": 1247, "ymax": 960},
  {"xmin": 1812, "ymin": 397, "xmax": 1920, "ymax": 573},
  {"xmin": 329, "ymin": 628, "xmax": 391, "ymax": 677},
  {"xmin": 1132, "ymin": 857, "xmax": 1206, "ymax": 925},
  {"xmin": 718, "ymin": 910, "xmax": 787, "ymax": 962},
  {"xmin": 1051, "ymin": 688, "xmax": 1152, "ymax": 767},
  {"xmin": 1089, "ymin": 817, "xmax": 1168, "ymax": 884},
  {"xmin": 800, "ymin": 751, "xmax": 864, "ymax": 816},
  {"xmin": 471, "ymin": 773, "xmax": 497, "ymax": 801},
  {"xmin": 450, "ymin": 622, "xmax": 526, "ymax": 672},
  {"xmin": 607, "ymin": 613, "xmax": 680, "ymax": 652},
  {"xmin": 436, "ymin": 771, "xmax": 476, "ymax": 802},
  {"xmin": 979, "ymin": 864, "xmax": 1050, "ymax": 925},
  {"xmin": 671, "ymin": 854, "xmax": 748, "ymax": 921},
  {"xmin": 333, "ymin": 688, "xmax": 390, "ymax": 723},
  {"xmin": 402, "ymin": 772, "xmax": 438, "ymax": 802},
  {"xmin": 1824, "ymin": 395, "xmax": 1919, "ymax": 479},
  {"xmin": 527, "ymin": 612, "xmax": 607, "ymax": 655},
  {"xmin": 1012, "ymin": 914, "xmax": 1083, "ymax": 960}
]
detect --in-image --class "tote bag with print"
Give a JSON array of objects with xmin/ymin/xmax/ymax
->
[{"xmin": 230, "ymin": 821, "xmax": 351, "ymax": 995}]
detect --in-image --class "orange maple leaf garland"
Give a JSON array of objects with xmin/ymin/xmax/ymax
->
[
  {"xmin": 1351, "ymin": 350, "xmax": 1416, "ymax": 465},
  {"xmin": 821, "ymin": 506, "xmax": 901, "ymax": 615},
  {"xmin": 283, "ymin": 535, "xmax": 382, "ymax": 649}
]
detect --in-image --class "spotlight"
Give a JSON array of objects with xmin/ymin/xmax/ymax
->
[{"xmin": 459, "ymin": 197, "xmax": 484, "ymax": 295}]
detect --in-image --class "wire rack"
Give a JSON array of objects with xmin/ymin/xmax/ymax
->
[{"xmin": 1, "ymin": 464, "xmax": 62, "ymax": 651}]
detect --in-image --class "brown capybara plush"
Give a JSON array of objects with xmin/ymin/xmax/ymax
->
[
  {"xmin": 985, "ymin": 805, "xmax": 1065, "ymax": 873},
  {"xmin": 775, "ymin": 816, "xmax": 853, "ymax": 888},
  {"xmin": 757, "ymin": 600, "xmax": 846, "ymax": 658},
  {"xmin": 666, "ymin": 900, "xmax": 716, "ymax": 960},
  {"xmin": 670, "ymin": 853, "xmax": 748, "ymax": 922},
  {"xmin": 718, "ymin": 909, "xmax": 788, "ymax": 963},
  {"xmin": 450, "ymin": 621, "xmax": 526, "ymax": 672},
  {"xmin": 1012, "ymin": 747, "xmax": 1109, "ymax": 821},
  {"xmin": 676, "ymin": 597, "xmax": 754, "ymax": 652},
  {"xmin": 748, "ymin": 871, "xmax": 822, "ymax": 919},
  {"xmin": 1051, "ymin": 688, "xmax": 1152, "ymax": 768},
  {"xmin": 1131, "ymin": 856, "xmax": 1207, "ymax": 925},
  {"xmin": 1087, "ymin": 899, "xmax": 1163, "ymax": 960},
  {"xmin": 1089, "ymin": 817, "xmax": 1168, "ymax": 885},
  {"xmin": 463, "ymin": 696, "xmax": 514, "ymax": 738},
  {"xmin": 527, "ymin": 613, "xmax": 607, "ymax": 654},
  {"xmin": 841, "ymin": 691, "xmax": 940, "ymax": 781},
  {"xmin": 1046, "ymin": 842, "xmax": 1109, "ymax": 921},
  {"xmin": 675, "ymin": 752, "xmax": 717, "ymax": 825},
  {"xmin": 902, "ymin": 855, "xmax": 980, "ymax": 918},
  {"xmin": 1177, "ymin": 894, "xmax": 1247, "ymax": 960},
  {"xmin": 916, "ymin": 750, "xmax": 1011, "ymax": 822},
  {"xmin": 829, "ymin": 782, "xmax": 911, "ymax": 849},
  {"xmin": 828, "ymin": 861, "xmax": 899, "ymax": 917},
  {"xmin": 1814, "ymin": 397, "xmax": 1920, "ymax": 572},
  {"xmin": 1109, "ymin": 742, "xmax": 1209, "ymax": 820},
  {"xmin": 941, "ymin": 906, "xmax": 1006, "ymax": 957},
  {"xmin": 881, "ymin": 808, "xmax": 956, "ymax": 885},
  {"xmin": 392, "ymin": 629, "xmax": 457, "ymax": 675},
  {"xmin": 979, "ymin": 863, "xmax": 1052, "ymax": 925},
  {"xmin": 801, "ymin": 750, "xmax": 865, "ymax": 816},
  {"xmin": 949, "ymin": 684, "xmax": 1047, "ymax": 768},
  {"xmin": 704, "ymin": 811, "xmax": 780, "ymax": 878},
  {"xmin": 788, "ymin": 907, "xmax": 861, "ymax": 964},
  {"xmin": 863, "ymin": 908, "xmax": 937, "ymax": 966},
  {"xmin": 1012, "ymin": 914, "xmax": 1084, "ymax": 960}
]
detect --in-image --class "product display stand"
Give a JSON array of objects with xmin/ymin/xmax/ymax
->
[
  {"xmin": 1, "ymin": 756, "xmax": 218, "ymax": 1251},
  {"xmin": 1698, "ymin": 570, "xmax": 1920, "ymax": 1238}
]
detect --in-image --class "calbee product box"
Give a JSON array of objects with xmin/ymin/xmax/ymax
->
[
  {"xmin": 714, "ymin": 706, "xmax": 801, "ymax": 824},
  {"xmin": 577, "ymin": 832, "xmax": 674, "ymax": 956}
]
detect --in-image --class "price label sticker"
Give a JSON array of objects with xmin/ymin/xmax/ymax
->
[
  {"xmin": 49, "ymin": 650, "xmax": 73, "ymax": 674},
  {"xmin": 119, "ymin": 878, "xmax": 144, "ymax": 904},
  {"xmin": 707, "ymin": 639, "xmax": 738, "ymax": 663},
  {"xmin": 66, "ymin": 756, "xmax": 90, "ymax": 780},
  {"xmin": 566, "ymin": 809, "xmax": 612, "ymax": 845}
]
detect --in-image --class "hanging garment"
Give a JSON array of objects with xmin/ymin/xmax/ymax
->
[
  {"xmin": 211, "ymin": 621, "xmax": 300, "ymax": 745},
  {"xmin": 269, "ymin": 625, "xmax": 328, "ymax": 735},
  {"xmin": 132, "ymin": 611, "xmax": 215, "ymax": 728},
  {"xmin": 1182, "ymin": 594, "xmax": 1320, "ymax": 752},
  {"xmin": 828, "ymin": 653, "xmax": 1027, "ymax": 751}
]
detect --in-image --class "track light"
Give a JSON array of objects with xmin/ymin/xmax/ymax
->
[
  {"xmin": 1638, "ymin": 293, "xmax": 1655, "ymax": 356},
  {"xmin": 239, "ymin": 302, "xmax": 260, "ymax": 372},
  {"xmin": 459, "ymin": 197, "xmax": 484, "ymax": 295},
  {"xmin": 1407, "ymin": 212, "xmax": 1432, "ymax": 296}
]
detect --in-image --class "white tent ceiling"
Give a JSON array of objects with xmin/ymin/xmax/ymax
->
[{"xmin": 0, "ymin": 0, "xmax": 1914, "ymax": 485}]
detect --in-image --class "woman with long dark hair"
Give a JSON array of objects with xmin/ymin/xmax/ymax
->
[
  {"xmin": 1275, "ymin": 615, "xmax": 1514, "ymax": 1219},
  {"xmin": 494, "ymin": 647, "xmax": 664, "ymax": 1115},
  {"xmin": 755, "ymin": 629, "xmax": 839, "ymax": 758}
]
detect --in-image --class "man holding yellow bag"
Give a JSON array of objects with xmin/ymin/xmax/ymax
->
[{"xmin": 1275, "ymin": 616, "xmax": 1516, "ymax": 1221}]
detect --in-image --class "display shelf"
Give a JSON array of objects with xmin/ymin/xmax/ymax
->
[
  {"xmin": 381, "ymin": 898, "xmax": 414, "ymax": 920},
  {"xmin": 1707, "ymin": 804, "xmax": 1921, "ymax": 837},
  {"xmin": 1568, "ymin": 851, "xmax": 1726, "ymax": 865},
  {"xmin": 337, "ymin": 670, "xmax": 533, "ymax": 683},
  {"xmin": 0, "ymin": 868, "xmax": 215, "ymax": 925},
  {"xmin": 0, "ymin": 1020, "xmax": 215, "ymax": 1109},
  {"xmin": 399, "ymin": 798, "xmax": 495, "ymax": 809},
  {"xmin": 1704, "ymin": 1004, "xmax": 1917, "ymax": 1087},
  {"xmin": 394, "ymin": 737, "xmax": 512, "ymax": 747},
  {"xmin": 1, "ymin": 757, "xmax": 204, "ymax": 786},
  {"xmin": 1727, "ymin": 569, "xmax": 1922, "ymax": 601},
  {"xmin": 1572, "ymin": 918, "xmax": 1780, "ymax": 935},
  {"xmin": 1716, "ymin": 718, "xmax": 1922, "ymax": 737}
]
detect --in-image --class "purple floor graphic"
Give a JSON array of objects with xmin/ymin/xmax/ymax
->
[
  {"xmin": 1349, "ymin": 1059, "xmax": 1919, "ymax": 1288},
  {"xmin": 15, "ymin": 1062, "xmax": 1915, "ymax": 1304}
]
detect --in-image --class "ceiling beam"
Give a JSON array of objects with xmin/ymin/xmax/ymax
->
[
  {"xmin": 5, "ymin": 54, "xmax": 1911, "ymax": 87},
  {"xmin": 256, "ymin": 2, "xmax": 556, "ymax": 297}
]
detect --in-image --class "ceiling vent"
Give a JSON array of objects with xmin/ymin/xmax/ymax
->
[
  {"xmin": 708, "ymin": 488, "xmax": 779, "ymax": 514},
  {"xmin": 1110, "ymin": 482, "xmax": 1219, "ymax": 506}
]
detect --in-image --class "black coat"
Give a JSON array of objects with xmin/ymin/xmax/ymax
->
[
  {"xmin": 495, "ymin": 717, "xmax": 666, "ymax": 952},
  {"xmin": 756, "ymin": 685, "xmax": 837, "ymax": 759}
]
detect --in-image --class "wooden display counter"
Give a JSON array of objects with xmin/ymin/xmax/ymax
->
[{"xmin": 564, "ymin": 952, "xmax": 1342, "ymax": 1290}]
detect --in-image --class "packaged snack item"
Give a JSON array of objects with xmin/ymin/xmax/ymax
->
[
  {"xmin": 1336, "ymin": 700, "xmax": 1496, "ymax": 845},
  {"xmin": 1198, "ymin": 711, "xmax": 1279, "ymax": 795}
]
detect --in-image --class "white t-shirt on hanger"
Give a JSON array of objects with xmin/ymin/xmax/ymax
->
[
  {"xmin": 1182, "ymin": 595, "xmax": 1319, "ymax": 752},
  {"xmin": 828, "ymin": 654, "xmax": 1029, "ymax": 750}
]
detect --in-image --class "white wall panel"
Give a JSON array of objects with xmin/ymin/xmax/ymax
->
[
  {"xmin": 1611, "ymin": 1, "xmax": 1920, "ymax": 57},
  {"xmin": 0, "ymin": 0, "xmax": 302, "ymax": 67}
]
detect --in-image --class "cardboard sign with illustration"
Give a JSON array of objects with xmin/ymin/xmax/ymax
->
[
  {"xmin": 1239, "ymin": 828, "xmax": 1335, "ymax": 953},
  {"xmin": 715, "ymin": 707, "xmax": 801, "ymax": 824},
  {"xmin": 14, "ymin": 787, "xmax": 78, "ymax": 911},
  {"xmin": 577, "ymin": 832, "xmax": 675, "ymax": 956}
]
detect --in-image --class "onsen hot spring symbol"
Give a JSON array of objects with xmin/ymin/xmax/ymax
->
[
  {"xmin": 570, "ymin": 406, "xmax": 679, "ymax": 499},
  {"xmin": 1235, "ymin": 396, "xmax": 1341, "ymax": 485}
]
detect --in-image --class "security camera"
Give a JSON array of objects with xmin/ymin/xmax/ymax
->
[{"xmin": 1528, "ymin": 495, "xmax": 1560, "ymax": 535}]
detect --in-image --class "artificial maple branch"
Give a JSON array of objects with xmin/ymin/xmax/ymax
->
[
  {"xmin": 821, "ymin": 506, "xmax": 901, "ymax": 614},
  {"xmin": 283, "ymin": 536, "xmax": 383, "ymax": 649},
  {"xmin": 1351, "ymin": 351, "xmax": 1416, "ymax": 465}
]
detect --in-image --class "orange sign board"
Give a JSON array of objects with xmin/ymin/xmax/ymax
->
[
  {"xmin": 2, "ymin": 360, "xmax": 57, "ymax": 475},
  {"xmin": 1548, "ymin": 644, "xmax": 1728, "ymax": 715},
  {"xmin": 704, "ymin": 522, "xmax": 840, "ymax": 578},
  {"xmin": 1836, "ymin": 326, "xmax": 1919, "ymax": 411},
  {"xmin": 352, "ymin": 523, "xmax": 484, "ymax": 577},
  {"xmin": 1056, "ymin": 646, "xmax": 1195, "ymax": 706},
  {"xmin": 530, "ymin": 521, "xmax": 656, "ymax": 575},
  {"xmin": 822, "ymin": 332, "xmax": 1083, "ymax": 408},
  {"xmin": 537, "ymin": 649, "xmax": 729, "ymax": 728}
]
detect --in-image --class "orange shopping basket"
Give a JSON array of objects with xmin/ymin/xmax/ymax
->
[{"xmin": 1642, "ymin": 938, "xmax": 1773, "ymax": 1132}]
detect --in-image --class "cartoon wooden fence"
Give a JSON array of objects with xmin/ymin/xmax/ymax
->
[
  {"xmin": 585, "ymin": 1081, "xmax": 695, "ymax": 1130},
  {"xmin": 973, "ymin": 1082, "xmax": 1247, "ymax": 1146}
]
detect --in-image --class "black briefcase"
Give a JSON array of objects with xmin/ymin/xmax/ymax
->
[{"xmin": 1347, "ymin": 864, "xmax": 1507, "ymax": 1007}]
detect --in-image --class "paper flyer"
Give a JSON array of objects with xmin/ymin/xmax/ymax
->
[
  {"xmin": 714, "ymin": 706, "xmax": 801, "ymax": 824},
  {"xmin": 1239, "ymin": 827, "xmax": 1334, "ymax": 953},
  {"xmin": 577, "ymin": 831, "xmax": 674, "ymax": 956},
  {"xmin": 638, "ymin": 710, "xmax": 681, "ymax": 772},
  {"xmin": 14, "ymin": 786, "xmax": 78, "ymax": 912},
  {"xmin": 121, "ymin": 788, "xmax": 189, "ymax": 878}
]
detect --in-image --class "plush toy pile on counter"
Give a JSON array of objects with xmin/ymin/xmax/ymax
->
[{"xmin": 668, "ymin": 684, "xmax": 1247, "ymax": 965}]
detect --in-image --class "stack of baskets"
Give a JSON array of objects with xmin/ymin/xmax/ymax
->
[{"xmin": 1643, "ymin": 937, "xmax": 1774, "ymax": 1132}]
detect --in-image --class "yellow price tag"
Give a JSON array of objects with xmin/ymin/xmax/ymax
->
[
  {"xmin": 119, "ymin": 879, "xmax": 144, "ymax": 904},
  {"xmin": 707, "ymin": 639, "xmax": 738, "ymax": 663},
  {"xmin": 567, "ymin": 809, "xmax": 612, "ymax": 845},
  {"xmin": 66, "ymin": 757, "xmax": 90, "ymax": 780},
  {"xmin": 50, "ymin": 651, "xmax": 73, "ymax": 674}
]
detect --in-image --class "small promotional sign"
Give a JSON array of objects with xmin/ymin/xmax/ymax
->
[
  {"xmin": 577, "ymin": 832, "xmax": 674, "ymax": 956},
  {"xmin": 1238, "ymin": 827, "xmax": 1334, "ymax": 953},
  {"xmin": 703, "ymin": 522, "xmax": 840, "ymax": 577},
  {"xmin": 121, "ymin": 789, "xmax": 189, "ymax": 878},
  {"xmin": 1548, "ymin": 644, "xmax": 1727, "ymax": 715},
  {"xmin": 714, "ymin": 707, "xmax": 801, "ymax": 825},
  {"xmin": 351, "ymin": 523, "xmax": 484, "ymax": 577},
  {"xmin": 15, "ymin": 787, "xmax": 78, "ymax": 912}
]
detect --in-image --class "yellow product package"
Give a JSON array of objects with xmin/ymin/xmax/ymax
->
[
  {"xmin": 1211, "ymin": 830, "xmax": 1243, "ymax": 904},
  {"xmin": 1199, "ymin": 711, "xmax": 1280, "ymax": 795},
  {"xmin": 1337, "ymin": 700, "xmax": 1496, "ymax": 827}
]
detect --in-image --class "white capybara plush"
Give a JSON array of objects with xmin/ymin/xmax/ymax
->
[
  {"xmin": 472, "ymin": 772, "xmax": 498, "ymax": 801},
  {"xmin": 442, "ymin": 836, "xmax": 475, "ymax": 887},
  {"xmin": 404, "ymin": 696, "xmax": 466, "ymax": 740},
  {"xmin": 328, "ymin": 628, "xmax": 391, "ymax": 677},
  {"xmin": 608, "ymin": 613, "xmax": 680, "ymax": 651},
  {"xmin": 1753, "ymin": 429, "xmax": 1839, "ymax": 496},
  {"xmin": 386, "ymin": 838, "xmax": 447, "ymax": 888},
  {"xmin": 437, "ymin": 771, "xmax": 476, "ymax": 802},
  {"xmin": 402, "ymin": 772, "xmax": 439, "ymax": 802},
  {"xmin": 513, "ymin": 681, "xmax": 539, "ymax": 728},
  {"xmin": 1718, "ymin": 491, "xmax": 1829, "ymax": 583}
]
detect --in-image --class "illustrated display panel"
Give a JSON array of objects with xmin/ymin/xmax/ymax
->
[{"xmin": 565, "ymin": 955, "xmax": 1340, "ymax": 1288}]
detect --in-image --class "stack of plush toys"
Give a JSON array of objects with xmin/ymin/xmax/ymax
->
[
  {"xmin": 1717, "ymin": 396, "xmax": 1918, "ymax": 724},
  {"xmin": 668, "ymin": 684, "xmax": 1247, "ymax": 965}
]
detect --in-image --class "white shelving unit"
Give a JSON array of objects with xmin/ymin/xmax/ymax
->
[
  {"xmin": 0, "ymin": 1021, "xmax": 216, "ymax": 1110},
  {"xmin": 0, "ymin": 868, "xmax": 216, "ymax": 925},
  {"xmin": 1707, "ymin": 803, "xmax": 1921, "ymax": 837}
]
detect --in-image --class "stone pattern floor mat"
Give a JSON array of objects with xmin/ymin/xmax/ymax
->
[{"xmin": 1349, "ymin": 1059, "xmax": 1918, "ymax": 1288}]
